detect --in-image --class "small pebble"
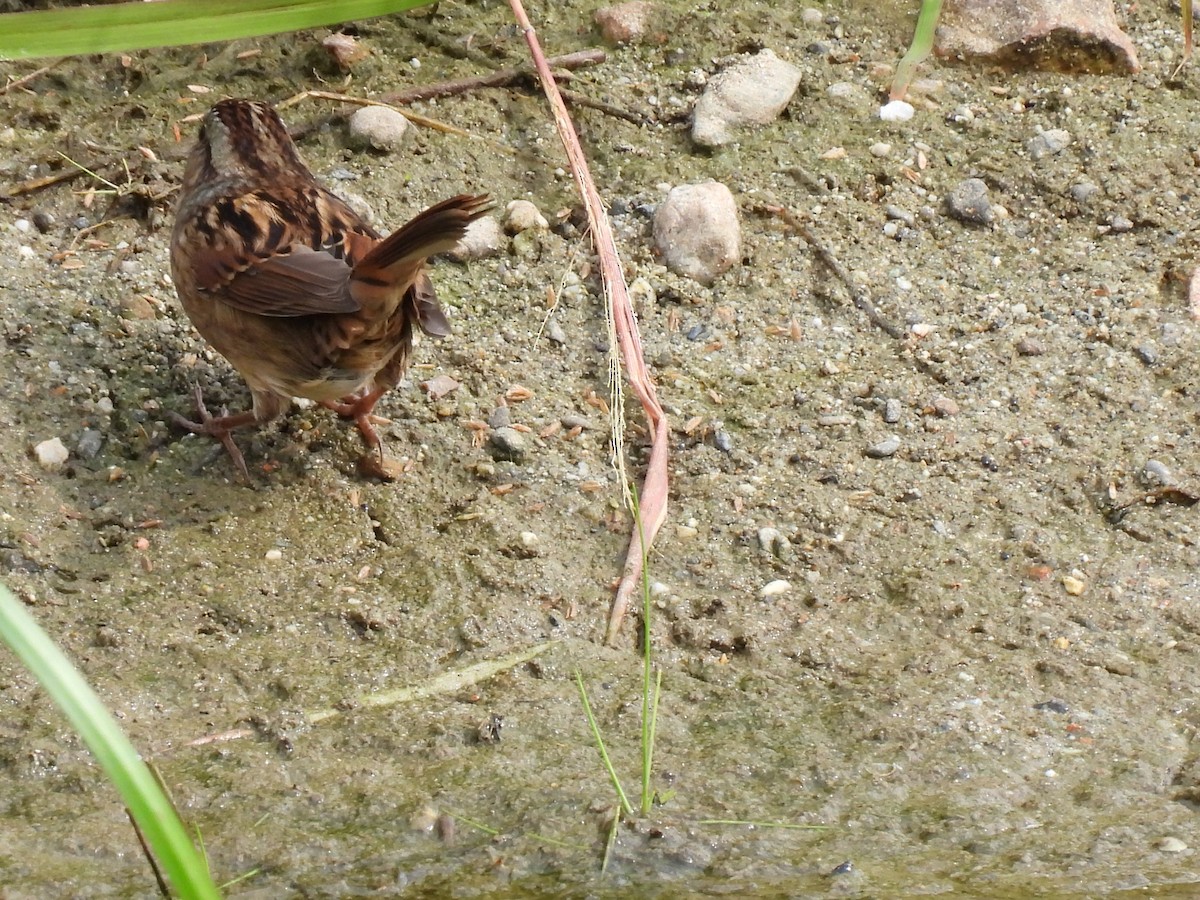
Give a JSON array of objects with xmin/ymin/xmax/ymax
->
[
  {"xmin": 1062, "ymin": 574, "xmax": 1085, "ymax": 596},
  {"xmin": 264, "ymin": 549, "xmax": 283, "ymax": 561},
  {"xmin": 1107, "ymin": 215, "xmax": 1134, "ymax": 234},
  {"xmin": 503, "ymin": 200, "xmax": 549, "ymax": 234},
  {"xmin": 488, "ymin": 406, "xmax": 511, "ymax": 429},
  {"xmin": 1027, "ymin": 128, "xmax": 1071, "ymax": 160},
  {"xmin": 347, "ymin": 105, "xmax": 409, "ymax": 151},
  {"xmin": 545, "ymin": 318, "xmax": 567, "ymax": 345},
  {"xmin": 932, "ymin": 396, "xmax": 959, "ymax": 417},
  {"xmin": 1016, "ymin": 337, "xmax": 1045, "ymax": 356},
  {"xmin": 947, "ymin": 104, "xmax": 975, "ymax": 125},
  {"xmin": 760, "ymin": 579, "xmax": 791, "ymax": 598},
  {"xmin": 801, "ymin": 7, "xmax": 823, "ymax": 26},
  {"xmin": 758, "ymin": 527, "xmax": 791, "ymax": 557},
  {"xmin": 885, "ymin": 205, "xmax": 915, "ymax": 227},
  {"xmin": 869, "ymin": 142, "xmax": 892, "ymax": 157},
  {"xmin": 33, "ymin": 437, "xmax": 69, "ymax": 470},
  {"xmin": 878, "ymin": 100, "xmax": 914, "ymax": 122},
  {"xmin": 489, "ymin": 426, "xmax": 527, "ymax": 462},
  {"xmin": 883, "ymin": 398, "xmax": 902, "ymax": 423},
  {"xmin": 1157, "ymin": 837, "xmax": 1188, "ymax": 853},
  {"xmin": 866, "ymin": 436, "xmax": 901, "ymax": 458},
  {"xmin": 1133, "ymin": 343, "xmax": 1158, "ymax": 366},
  {"xmin": 1070, "ymin": 181, "xmax": 1099, "ymax": 204},
  {"xmin": 31, "ymin": 210, "xmax": 55, "ymax": 233},
  {"xmin": 1141, "ymin": 459, "xmax": 1173, "ymax": 486},
  {"xmin": 945, "ymin": 178, "xmax": 994, "ymax": 226},
  {"xmin": 76, "ymin": 429, "xmax": 104, "ymax": 460},
  {"xmin": 518, "ymin": 531, "xmax": 539, "ymax": 550}
]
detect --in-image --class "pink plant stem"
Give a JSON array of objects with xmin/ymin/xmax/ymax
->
[{"xmin": 506, "ymin": 0, "xmax": 669, "ymax": 645}]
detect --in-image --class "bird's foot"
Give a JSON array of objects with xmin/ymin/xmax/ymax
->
[{"xmin": 170, "ymin": 385, "xmax": 254, "ymax": 482}]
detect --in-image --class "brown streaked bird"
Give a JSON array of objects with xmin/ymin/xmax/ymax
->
[{"xmin": 169, "ymin": 97, "xmax": 490, "ymax": 480}]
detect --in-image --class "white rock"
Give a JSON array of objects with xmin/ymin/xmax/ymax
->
[
  {"xmin": 448, "ymin": 215, "xmax": 504, "ymax": 261},
  {"xmin": 503, "ymin": 199, "xmax": 549, "ymax": 234},
  {"xmin": 692, "ymin": 49, "xmax": 802, "ymax": 147},
  {"xmin": 653, "ymin": 181, "xmax": 741, "ymax": 285},
  {"xmin": 347, "ymin": 105, "xmax": 409, "ymax": 151},
  {"xmin": 33, "ymin": 437, "xmax": 69, "ymax": 470},
  {"xmin": 760, "ymin": 579, "xmax": 792, "ymax": 598},
  {"xmin": 878, "ymin": 99, "xmax": 915, "ymax": 122}
]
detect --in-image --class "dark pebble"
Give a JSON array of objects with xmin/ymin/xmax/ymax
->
[
  {"xmin": 76, "ymin": 429, "xmax": 104, "ymax": 460},
  {"xmin": 945, "ymin": 178, "xmax": 994, "ymax": 226},
  {"xmin": 31, "ymin": 209, "xmax": 55, "ymax": 233},
  {"xmin": 1034, "ymin": 699, "xmax": 1070, "ymax": 714},
  {"xmin": 488, "ymin": 426, "xmax": 527, "ymax": 462}
]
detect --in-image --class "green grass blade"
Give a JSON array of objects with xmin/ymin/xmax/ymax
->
[
  {"xmin": 640, "ymin": 668, "xmax": 661, "ymax": 816},
  {"xmin": 0, "ymin": 0, "xmax": 432, "ymax": 61},
  {"xmin": 889, "ymin": 0, "xmax": 943, "ymax": 101},
  {"xmin": 574, "ymin": 669, "xmax": 633, "ymax": 817},
  {"xmin": 0, "ymin": 584, "xmax": 221, "ymax": 899}
]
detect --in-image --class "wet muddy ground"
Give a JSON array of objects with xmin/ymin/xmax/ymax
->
[{"xmin": 3, "ymin": 1, "xmax": 1200, "ymax": 896}]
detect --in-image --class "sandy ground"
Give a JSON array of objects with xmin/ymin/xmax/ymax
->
[{"xmin": 3, "ymin": 1, "xmax": 1200, "ymax": 896}]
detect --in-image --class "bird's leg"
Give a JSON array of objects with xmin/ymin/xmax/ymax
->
[
  {"xmin": 321, "ymin": 386, "xmax": 408, "ymax": 480},
  {"xmin": 321, "ymin": 386, "xmax": 390, "ymax": 459},
  {"xmin": 170, "ymin": 384, "xmax": 257, "ymax": 481}
]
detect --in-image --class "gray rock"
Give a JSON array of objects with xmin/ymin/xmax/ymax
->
[
  {"xmin": 692, "ymin": 49, "xmax": 802, "ymax": 147},
  {"xmin": 76, "ymin": 429, "xmax": 104, "ymax": 460},
  {"xmin": 945, "ymin": 178, "xmax": 994, "ymax": 226},
  {"xmin": 1028, "ymin": 128, "xmax": 1072, "ymax": 160},
  {"xmin": 866, "ymin": 436, "xmax": 901, "ymax": 458},
  {"xmin": 653, "ymin": 181, "xmax": 741, "ymax": 284},
  {"xmin": 489, "ymin": 426, "xmax": 527, "ymax": 462}
]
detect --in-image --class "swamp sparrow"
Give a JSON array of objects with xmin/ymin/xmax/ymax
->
[{"xmin": 170, "ymin": 98, "xmax": 489, "ymax": 479}]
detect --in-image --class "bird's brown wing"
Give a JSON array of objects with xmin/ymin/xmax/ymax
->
[
  {"xmin": 184, "ymin": 187, "xmax": 377, "ymax": 318},
  {"xmin": 221, "ymin": 245, "xmax": 355, "ymax": 317}
]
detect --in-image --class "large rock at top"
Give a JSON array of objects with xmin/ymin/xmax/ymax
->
[
  {"xmin": 692, "ymin": 49, "xmax": 802, "ymax": 148},
  {"xmin": 937, "ymin": 0, "xmax": 1139, "ymax": 74}
]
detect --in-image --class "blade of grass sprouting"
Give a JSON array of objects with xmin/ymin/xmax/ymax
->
[
  {"xmin": 574, "ymin": 669, "xmax": 633, "ymax": 817},
  {"xmin": 640, "ymin": 669, "xmax": 661, "ymax": 816},
  {"xmin": 889, "ymin": 0, "xmax": 944, "ymax": 101},
  {"xmin": 599, "ymin": 810, "xmax": 620, "ymax": 875},
  {"xmin": 0, "ymin": 584, "xmax": 220, "ymax": 899},
  {"xmin": 0, "ymin": 0, "xmax": 432, "ymax": 61}
]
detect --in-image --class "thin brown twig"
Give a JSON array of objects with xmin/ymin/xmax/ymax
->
[
  {"xmin": 384, "ymin": 48, "xmax": 605, "ymax": 104},
  {"xmin": 0, "ymin": 58, "xmax": 62, "ymax": 95},
  {"xmin": 505, "ymin": 0, "xmax": 669, "ymax": 646},
  {"xmin": 757, "ymin": 203, "xmax": 903, "ymax": 339},
  {"xmin": 286, "ymin": 49, "xmax": 606, "ymax": 141}
]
